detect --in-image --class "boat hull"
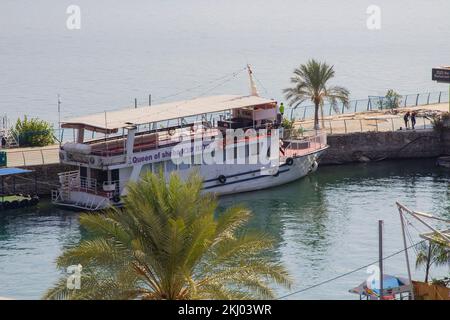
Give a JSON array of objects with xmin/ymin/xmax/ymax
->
[
  {"xmin": 53, "ymin": 147, "xmax": 327, "ymax": 211},
  {"xmin": 203, "ymin": 148, "xmax": 326, "ymax": 195}
]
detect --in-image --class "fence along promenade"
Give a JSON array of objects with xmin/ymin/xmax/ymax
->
[{"xmin": 287, "ymin": 90, "xmax": 450, "ymax": 121}]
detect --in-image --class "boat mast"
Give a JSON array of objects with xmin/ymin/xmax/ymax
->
[{"xmin": 247, "ymin": 64, "xmax": 259, "ymax": 97}]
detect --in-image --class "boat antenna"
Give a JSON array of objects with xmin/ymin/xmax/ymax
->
[
  {"xmin": 57, "ymin": 94, "xmax": 61, "ymax": 147},
  {"xmin": 247, "ymin": 64, "xmax": 259, "ymax": 97}
]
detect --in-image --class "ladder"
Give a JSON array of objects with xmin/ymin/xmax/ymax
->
[{"xmin": 0, "ymin": 129, "xmax": 19, "ymax": 148}]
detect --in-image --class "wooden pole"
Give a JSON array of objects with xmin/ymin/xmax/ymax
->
[
  {"xmin": 58, "ymin": 94, "xmax": 62, "ymax": 147},
  {"xmin": 397, "ymin": 206, "xmax": 415, "ymax": 300},
  {"xmin": 379, "ymin": 220, "xmax": 384, "ymax": 300},
  {"xmin": 425, "ymin": 241, "xmax": 432, "ymax": 283}
]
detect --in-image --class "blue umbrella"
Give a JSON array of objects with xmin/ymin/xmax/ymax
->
[{"xmin": 367, "ymin": 275, "xmax": 403, "ymax": 295}]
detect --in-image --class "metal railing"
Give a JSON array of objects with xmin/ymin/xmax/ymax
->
[
  {"xmin": 287, "ymin": 90, "xmax": 450, "ymax": 121},
  {"xmin": 280, "ymin": 130, "xmax": 327, "ymax": 160},
  {"xmin": 58, "ymin": 170, "xmax": 98, "ymax": 194}
]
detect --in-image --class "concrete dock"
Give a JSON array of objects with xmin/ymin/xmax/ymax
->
[{"xmin": 295, "ymin": 102, "xmax": 448, "ymax": 134}]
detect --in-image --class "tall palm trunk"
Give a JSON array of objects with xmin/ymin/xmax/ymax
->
[{"xmin": 314, "ymin": 102, "xmax": 320, "ymax": 130}]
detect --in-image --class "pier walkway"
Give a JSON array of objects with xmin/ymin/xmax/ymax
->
[
  {"xmin": 4, "ymin": 145, "xmax": 59, "ymax": 167},
  {"xmin": 295, "ymin": 102, "xmax": 448, "ymax": 134}
]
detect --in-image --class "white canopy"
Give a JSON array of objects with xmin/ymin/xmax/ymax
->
[{"xmin": 62, "ymin": 95, "xmax": 276, "ymax": 132}]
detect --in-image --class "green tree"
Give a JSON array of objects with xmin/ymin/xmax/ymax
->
[
  {"xmin": 283, "ymin": 59, "xmax": 350, "ymax": 130},
  {"xmin": 13, "ymin": 116, "xmax": 56, "ymax": 147},
  {"xmin": 44, "ymin": 172, "xmax": 291, "ymax": 300},
  {"xmin": 415, "ymin": 241, "xmax": 450, "ymax": 283},
  {"xmin": 379, "ymin": 89, "xmax": 402, "ymax": 109}
]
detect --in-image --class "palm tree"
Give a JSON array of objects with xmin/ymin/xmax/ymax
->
[
  {"xmin": 283, "ymin": 59, "xmax": 350, "ymax": 130},
  {"xmin": 44, "ymin": 172, "xmax": 291, "ymax": 300},
  {"xmin": 416, "ymin": 241, "xmax": 450, "ymax": 283}
]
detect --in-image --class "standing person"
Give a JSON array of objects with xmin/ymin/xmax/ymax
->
[
  {"xmin": 411, "ymin": 111, "xmax": 417, "ymax": 130},
  {"xmin": 279, "ymin": 102, "xmax": 285, "ymax": 116},
  {"xmin": 403, "ymin": 111, "xmax": 410, "ymax": 129}
]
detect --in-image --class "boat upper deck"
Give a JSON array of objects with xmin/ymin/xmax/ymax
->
[{"xmin": 61, "ymin": 95, "xmax": 276, "ymax": 133}]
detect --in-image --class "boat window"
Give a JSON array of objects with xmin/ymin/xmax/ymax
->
[
  {"xmin": 165, "ymin": 160, "xmax": 177, "ymax": 173},
  {"xmin": 153, "ymin": 161, "xmax": 164, "ymax": 174},
  {"xmin": 90, "ymin": 169, "xmax": 108, "ymax": 185},
  {"xmin": 178, "ymin": 162, "xmax": 190, "ymax": 170},
  {"xmin": 111, "ymin": 169, "xmax": 119, "ymax": 182},
  {"xmin": 80, "ymin": 166, "xmax": 87, "ymax": 179},
  {"xmin": 140, "ymin": 163, "xmax": 153, "ymax": 177}
]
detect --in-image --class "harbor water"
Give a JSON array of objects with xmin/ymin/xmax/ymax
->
[{"xmin": 1, "ymin": 159, "xmax": 449, "ymax": 299}]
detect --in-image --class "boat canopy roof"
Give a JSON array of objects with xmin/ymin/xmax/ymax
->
[
  {"xmin": 61, "ymin": 95, "xmax": 276, "ymax": 133},
  {"xmin": 0, "ymin": 168, "xmax": 33, "ymax": 176}
]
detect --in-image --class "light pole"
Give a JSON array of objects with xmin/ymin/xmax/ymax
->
[{"xmin": 57, "ymin": 94, "xmax": 61, "ymax": 147}]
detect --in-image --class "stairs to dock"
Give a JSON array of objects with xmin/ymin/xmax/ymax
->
[{"xmin": 0, "ymin": 129, "xmax": 19, "ymax": 148}]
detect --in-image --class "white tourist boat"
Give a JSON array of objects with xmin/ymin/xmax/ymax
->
[{"xmin": 52, "ymin": 68, "xmax": 328, "ymax": 210}]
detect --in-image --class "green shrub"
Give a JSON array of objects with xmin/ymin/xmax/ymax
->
[
  {"xmin": 13, "ymin": 116, "xmax": 56, "ymax": 147},
  {"xmin": 281, "ymin": 118, "xmax": 295, "ymax": 130},
  {"xmin": 431, "ymin": 112, "xmax": 450, "ymax": 133},
  {"xmin": 378, "ymin": 89, "xmax": 402, "ymax": 109}
]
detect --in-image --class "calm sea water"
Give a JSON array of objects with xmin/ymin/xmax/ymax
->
[
  {"xmin": 1, "ymin": 0, "xmax": 450, "ymax": 126},
  {"xmin": 1, "ymin": 159, "xmax": 449, "ymax": 299}
]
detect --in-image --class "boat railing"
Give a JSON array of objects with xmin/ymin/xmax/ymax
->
[
  {"xmin": 102, "ymin": 180, "xmax": 122, "ymax": 194},
  {"xmin": 280, "ymin": 130, "xmax": 327, "ymax": 159},
  {"xmin": 58, "ymin": 170, "xmax": 98, "ymax": 194},
  {"xmin": 69, "ymin": 127, "xmax": 222, "ymax": 159}
]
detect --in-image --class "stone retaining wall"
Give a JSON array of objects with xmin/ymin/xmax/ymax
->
[
  {"xmin": 1, "ymin": 164, "xmax": 75, "ymax": 196},
  {"xmin": 321, "ymin": 129, "xmax": 442, "ymax": 165}
]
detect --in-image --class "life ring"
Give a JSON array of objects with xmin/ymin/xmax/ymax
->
[
  {"xmin": 112, "ymin": 195, "xmax": 121, "ymax": 203},
  {"xmin": 218, "ymin": 175, "xmax": 227, "ymax": 184},
  {"xmin": 309, "ymin": 160, "xmax": 319, "ymax": 173},
  {"xmin": 10, "ymin": 200, "xmax": 19, "ymax": 209},
  {"xmin": 168, "ymin": 128, "xmax": 176, "ymax": 136},
  {"xmin": 286, "ymin": 157, "xmax": 294, "ymax": 166},
  {"xmin": 20, "ymin": 199, "xmax": 30, "ymax": 208},
  {"xmin": 30, "ymin": 196, "xmax": 39, "ymax": 206}
]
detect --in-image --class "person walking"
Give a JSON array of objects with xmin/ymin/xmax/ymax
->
[
  {"xmin": 279, "ymin": 102, "xmax": 285, "ymax": 115},
  {"xmin": 411, "ymin": 111, "xmax": 417, "ymax": 130},
  {"xmin": 403, "ymin": 111, "xmax": 410, "ymax": 129}
]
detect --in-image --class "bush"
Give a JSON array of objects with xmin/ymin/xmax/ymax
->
[
  {"xmin": 13, "ymin": 116, "xmax": 56, "ymax": 147},
  {"xmin": 431, "ymin": 112, "xmax": 450, "ymax": 133},
  {"xmin": 281, "ymin": 118, "xmax": 295, "ymax": 130},
  {"xmin": 380, "ymin": 89, "xmax": 402, "ymax": 109}
]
